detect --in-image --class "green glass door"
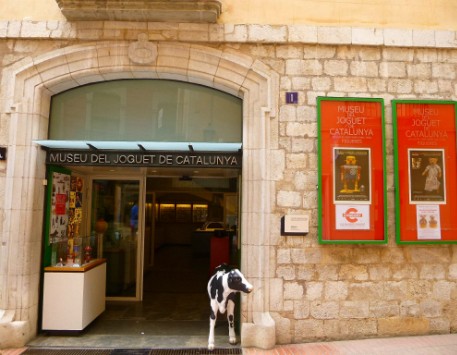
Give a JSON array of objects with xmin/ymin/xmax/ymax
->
[{"xmin": 91, "ymin": 179, "xmax": 141, "ymax": 299}]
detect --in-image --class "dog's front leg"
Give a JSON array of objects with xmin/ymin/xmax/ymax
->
[
  {"xmin": 208, "ymin": 302, "xmax": 218, "ymax": 350},
  {"xmin": 226, "ymin": 298, "xmax": 236, "ymax": 344}
]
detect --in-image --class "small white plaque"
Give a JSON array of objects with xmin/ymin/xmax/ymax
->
[{"xmin": 283, "ymin": 215, "xmax": 309, "ymax": 235}]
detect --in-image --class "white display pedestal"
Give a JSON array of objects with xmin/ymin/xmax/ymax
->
[{"xmin": 42, "ymin": 259, "xmax": 106, "ymax": 331}]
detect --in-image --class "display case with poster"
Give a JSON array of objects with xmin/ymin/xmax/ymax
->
[
  {"xmin": 43, "ymin": 166, "xmax": 70, "ymax": 267},
  {"xmin": 317, "ymin": 97, "xmax": 387, "ymax": 243},
  {"xmin": 42, "ymin": 166, "xmax": 106, "ymax": 331},
  {"xmin": 393, "ymin": 100, "xmax": 457, "ymax": 244},
  {"xmin": 43, "ymin": 166, "xmax": 98, "ymax": 266}
]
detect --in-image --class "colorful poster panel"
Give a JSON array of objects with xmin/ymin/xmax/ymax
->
[
  {"xmin": 49, "ymin": 171, "xmax": 70, "ymax": 244},
  {"xmin": 393, "ymin": 100, "xmax": 457, "ymax": 244},
  {"xmin": 408, "ymin": 149, "xmax": 446, "ymax": 204},
  {"xmin": 333, "ymin": 148, "xmax": 371, "ymax": 203},
  {"xmin": 318, "ymin": 97, "xmax": 387, "ymax": 243},
  {"xmin": 68, "ymin": 176, "xmax": 84, "ymax": 238}
]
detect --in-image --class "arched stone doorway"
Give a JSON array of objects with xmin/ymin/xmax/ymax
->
[{"xmin": 0, "ymin": 39, "xmax": 278, "ymax": 348}]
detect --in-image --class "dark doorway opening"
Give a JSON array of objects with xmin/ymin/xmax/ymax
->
[
  {"xmin": 31, "ymin": 174, "xmax": 240, "ymax": 349},
  {"xmin": 139, "ymin": 175, "xmax": 241, "ymax": 340},
  {"xmin": 144, "ymin": 176, "xmax": 240, "ymax": 286}
]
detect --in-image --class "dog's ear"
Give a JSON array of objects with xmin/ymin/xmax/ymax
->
[{"xmin": 213, "ymin": 263, "xmax": 231, "ymax": 274}]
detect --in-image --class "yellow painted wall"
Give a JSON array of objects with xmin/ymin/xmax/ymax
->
[
  {"xmin": 0, "ymin": 0, "xmax": 456, "ymax": 30},
  {"xmin": 0, "ymin": 0, "xmax": 64, "ymax": 21},
  {"xmin": 220, "ymin": 0, "xmax": 457, "ymax": 30}
]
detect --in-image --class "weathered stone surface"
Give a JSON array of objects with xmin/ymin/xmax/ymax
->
[
  {"xmin": 378, "ymin": 317, "xmax": 430, "ymax": 336},
  {"xmin": 339, "ymin": 319, "xmax": 377, "ymax": 337},
  {"xmin": 324, "ymin": 281, "xmax": 348, "ymax": 300},
  {"xmin": 293, "ymin": 300, "xmax": 310, "ymax": 319},
  {"xmin": 369, "ymin": 301, "xmax": 400, "ymax": 318},
  {"xmin": 284, "ymin": 282, "xmax": 304, "ymax": 300},
  {"xmin": 339, "ymin": 265, "xmax": 369, "ymax": 281},
  {"xmin": 310, "ymin": 301, "xmax": 339, "ymax": 319},
  {"xmin": 271, "ymin": 313, "xmax": 292, "ymax": 344},
  {"xmin": 56, "ymin": 0, "xmax": 222, "ymax": 23},
  {"xmin": 305, "ymin": 282, "xmax": 323, "ymax": 300},
  {"xmin": 340, "ymin": 301, "xmax": 369, "ymax": 319},
  {"xmin": 295, "ymin": 319, "xmax": 324, "ymax": 340}
]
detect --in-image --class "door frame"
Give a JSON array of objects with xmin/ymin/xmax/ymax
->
[{"xmin": 87, "ymin": 173, "xmax": 146, "ymax": 301}]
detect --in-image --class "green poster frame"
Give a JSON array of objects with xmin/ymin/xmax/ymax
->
[
  {"xmin": 42, "ymin": 165, "xmax": 71, "ymax": 267},
  {"xmin": 317, "ymin": 97, "xmax": 387, "ymax": 244},
  {"xmin": 392, "ymin": 100, "xmax": 457, "ymax": 244}
]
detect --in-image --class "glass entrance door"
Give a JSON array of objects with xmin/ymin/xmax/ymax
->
[{"xmin": 90, "ymin": 178, "xmax": 142, "ymax": 300}]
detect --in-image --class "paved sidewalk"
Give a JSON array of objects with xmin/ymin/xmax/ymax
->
[
  {"xmin": 243, "ymin": 334, "xmax": 457, "ymax": 355},
  {"xmin": 0, "ymin": 349, "xmax": 26, "ymax": 355},
  {"xmin": 2, "ymin": 334, "xmax": 457, "ymax": 355}
]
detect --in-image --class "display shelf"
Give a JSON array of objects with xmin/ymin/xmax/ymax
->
[
  {"xmin": 42, "ymin": 259, "xmax": 106, "ymax": 331},
  {"xmin": 44, "ymin": 258, "xmax": 106, "ymax": 273}
]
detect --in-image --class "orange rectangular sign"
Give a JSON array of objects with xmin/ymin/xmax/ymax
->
[
  {"xmin": 318, "ymin": 98, "xmax": 386, "ymax": 243},
  {"xmin": 393, "ymin": 101, "xmax": 457, "ymax": 243}
]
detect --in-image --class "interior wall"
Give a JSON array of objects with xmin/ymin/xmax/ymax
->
[{"xmin": 149, "ymin": 177, "xmax": 238, "ymax": 248}]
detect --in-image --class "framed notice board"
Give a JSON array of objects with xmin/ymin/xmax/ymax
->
[
  {"xmin": 317, "ymin": 97, "xmax": 387, "ymax": 244},
  {"xmin": 393, "ymin": 100, "xmax": 457, "ymax": 244}
]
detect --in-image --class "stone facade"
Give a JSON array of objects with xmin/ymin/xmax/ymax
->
[{"xmin": 1, "ymin": 19, "xmax": 457, "ymax": 348}]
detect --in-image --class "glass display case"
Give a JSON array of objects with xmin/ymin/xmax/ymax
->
[
  {"xmin": 51, "ymin": 235, "xmax": 98, "ymax": 267},
  {"xmin": 193, "ymin": 204, "xmax": 208, "ymax": 223}
]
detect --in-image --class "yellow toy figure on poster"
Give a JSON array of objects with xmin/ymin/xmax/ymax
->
[
  {"xmin": 333, "ymin": 148, "xmax": 371, "ymax": 203},
  {"xmin": 340, "ymin": 155, "xmax": 361, "ymax": 193},
  {"xmin": 69, "ymin": 191, "xmax": 76, "ymax": 208}
]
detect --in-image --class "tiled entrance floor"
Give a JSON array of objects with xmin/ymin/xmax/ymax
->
[{"xmin": 28, "ymin": 246, "xmax": 239, "ymax": 350}]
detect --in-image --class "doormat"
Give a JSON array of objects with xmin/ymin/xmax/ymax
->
[{"xmin": 22, "ymin": 348, "xmax": 242, "ymax": 355}]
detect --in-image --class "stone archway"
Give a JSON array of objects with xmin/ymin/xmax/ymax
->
[{"xmin": 0, "ymin": 39, "xmax": 279, "ymax": 348}]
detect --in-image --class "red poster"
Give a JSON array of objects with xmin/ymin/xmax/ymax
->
[
  {"xmin": 318, "ymin": 98, "xmax": 386, "ymax": 243},
  {"xmin": 55, "ymin": 193, "xmax": 67, "ymax": 215},
  {"xmin": 393, "ymin": 101, "xmax": 457, "ymax": 243}
]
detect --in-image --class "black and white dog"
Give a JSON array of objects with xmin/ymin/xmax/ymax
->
[{"xmin": 207, "ymin": 264, "xmax": 253, "ymax": 350}]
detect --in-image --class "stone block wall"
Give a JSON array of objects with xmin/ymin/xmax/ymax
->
[
  {"xmin": 266, "ymin": 44, "xmax": 457, "ymax": 343},
  {"xmin": 1, "ymin": 21, "xmax": 457, "ymax": 346}
]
